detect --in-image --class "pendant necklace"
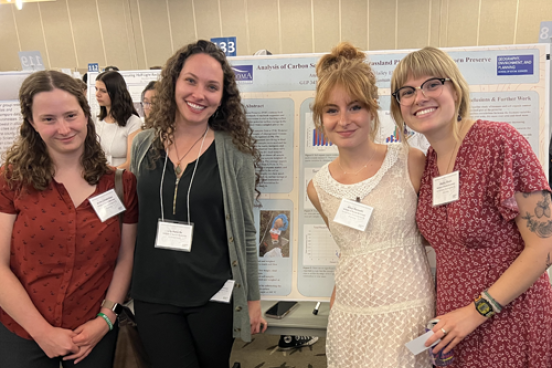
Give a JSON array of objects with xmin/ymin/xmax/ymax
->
[
  {"xmin": 172, "ymin": 126, "xmax": 209, "ymax": 176},
  {"xmin": 338, "ymin": 146, "xmax": 377, "ymax": 175}
]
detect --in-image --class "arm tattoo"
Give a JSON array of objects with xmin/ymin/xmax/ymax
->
[
  {"xmin": 521, "ymin": 212, "xmax": 552, "ymax": 238},
  {"xmin": 535, "ymin": 194, "xmax": 551, "ymax": 218}
]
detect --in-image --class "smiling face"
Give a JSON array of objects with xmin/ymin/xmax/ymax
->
[
  {"xmin": 174, "ymin": 53, "xmax": 223, "ymax": 127},
  {"xmin": 321, "ymin": 84, "xmax": 372, "ymax": 150},
  {"xmin": 399, "ymin": 74, "xmax": 457, "ymax": 138},
  {"xmin": 31, "ymin": 88, "xmax": 88, "ymax": 159},
  {"xmin": 95, "ymin": 80, "xmax": 111, "ymax": 108}
]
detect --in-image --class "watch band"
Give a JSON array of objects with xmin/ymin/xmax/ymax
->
[
  {"xmin": 101, "ymin": 299, "xmax": 123, "ymax": 315},
  {"xmin": 474, "ymin": 295, "xmax": 496, "ymax": 318}
]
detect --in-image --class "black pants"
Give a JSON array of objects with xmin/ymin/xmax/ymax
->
[
  {"xmin": 0, "ymin": 321, "xmax": 118, "ymax": 368},
  {"xmin": 134, "ymin": 299, "xmax": 235, "ymax": 368}
]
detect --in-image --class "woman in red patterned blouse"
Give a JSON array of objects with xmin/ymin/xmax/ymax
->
[
  {"xmin": 0, "ymin": 71, "xmax": 138, "ymax": 367},
  {"xmin": 390, "ymin": 47, "xmax": 552, "ymax": 367}
]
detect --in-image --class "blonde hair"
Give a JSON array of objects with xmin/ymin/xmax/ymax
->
[
  {"xmin": 390, "ymin": 46, "xmax": 471, "ymax": 141},
  {"xmin": 312, "ymin": 42, "xmax": 380, "ymax": 141}
]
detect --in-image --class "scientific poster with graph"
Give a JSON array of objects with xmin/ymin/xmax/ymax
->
[{"xmin": 230, "ymin": 43, "xmax": 551, "ymax": 301}]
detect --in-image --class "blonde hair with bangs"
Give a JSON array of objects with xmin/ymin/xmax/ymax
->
[
  {"xmin": 312, "ymin": 42, "xmax": 380, "ymax": 141},
  {"xmin": 390, "ymin": 46, "xmax": 471, "ymax": 141}
]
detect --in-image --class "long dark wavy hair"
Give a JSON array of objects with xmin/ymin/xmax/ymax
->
[
  {"xmin": 147, "ymin": 40, "xmax": 261, "ymax": 190},
  {"xmin": 3, "ymin": 70, "xmax": 111, "ymax": 190},
  {"xmin": 96, "ymin": 71, "xmax": 139, "ymax": 127}
]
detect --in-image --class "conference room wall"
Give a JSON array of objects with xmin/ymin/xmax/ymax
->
[{"xmin": 0, "ymin": 0, "xmax": 550, "ymax": 72}]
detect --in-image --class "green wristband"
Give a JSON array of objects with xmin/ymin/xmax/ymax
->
[
  {"xmin": 482, "ymin": 290, "xmax": 503, "ymax": 313},
  {"xmin": 97, "ymin": 312, "xmax": 113, "ymax": 331}
]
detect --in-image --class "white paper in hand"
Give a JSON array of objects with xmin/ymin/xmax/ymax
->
[{"xmin": 405, "ymin": 330, "xmax": 440, "ymax": 355}]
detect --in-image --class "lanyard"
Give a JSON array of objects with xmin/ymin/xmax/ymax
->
[{"xmin": 159, "ymin": 128, "xmax": 209, "ymax": 224}]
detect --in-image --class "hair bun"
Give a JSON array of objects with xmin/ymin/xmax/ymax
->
[
  {"xmin": 333, "ymin": 42, "xmax": 365, "ymax": 62},
  {"xmin": 317, "ymin": 42, "xmax": 365, "ymax": 76}
]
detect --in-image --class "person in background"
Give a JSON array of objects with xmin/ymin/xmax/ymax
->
[
  {"xmin": 76, "ymin": 78, "xmax": 87, "ymax": 95},
  {"xmin": 104, "ymin": 65, "xmax": 119, "ymax": 72},
  {"xmin": 0, "ymin": 70, "xmax": 138, "ymax": 367},
  {"xmin": 129, "ymin": 40, "xmax": 266, "ymax": 368},
  {"xmin": 141, "ymin": 81, "xmax": 157, "ymax": 127},
  {"xmin": 95, "ymin": 71, "xmax": 141, "ymax": 169},
  {"xmin": 391, "ymin": 46, "xmax": 552, "ymax": 367},
  {"xmin": 308, "ymin": 42, "xmax": 435, "ymax": 367}
]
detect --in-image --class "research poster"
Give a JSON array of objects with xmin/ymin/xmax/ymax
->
[
  {"xmin": 230, "ymin": 44, "xmax": 551, "ymax": 301},
  {"xmin": 0, "ymin": 72, "xmax": 32, "ymax": 155}
]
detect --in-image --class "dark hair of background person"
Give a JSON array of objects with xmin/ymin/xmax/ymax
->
[
  {"xmin": 96, "ymin": 71, "xmax": 139, "ymax": 127},
  {"xmin": 147, "ymin": 39, "xmax": 261, "ymax": 191},
  {"xmin": 104, "ymin": 65, "xmax": 119, "ymax": 72},
  {"xmin": 3, "ymin": 70, "xmax": 110, "ymax": 191},
  {"xmin": 82, "ymin": 72, "xmax": 88, "ymax": 84}
]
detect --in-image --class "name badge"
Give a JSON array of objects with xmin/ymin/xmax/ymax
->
[
  {"xmin": 88, "ymin": 189, "xmax": 125, "ymax": 222},
  {"xmin": 333, "ymin": 198, "xmax": 374, "ymax": 231},
  {"xmin": 155, "ymin": 220, "xmax": 194, "ymax": 252},
  {"xmin": 210, "ymin": 280, "xmax": 235, "ymax": 303},
  {"xmin": 433, "ymin": 171, "xmax": 460, "ymax": 207}
]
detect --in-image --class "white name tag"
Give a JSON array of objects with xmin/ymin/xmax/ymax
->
[
  {"xmin": 88, "ymin": 189, "xmax": 125, "ymax": 222},
  {"xmin": 405, "ymin": 330, "xmax": 440, "ymax": 355},
  {"xmin": 333, "ymin": 198, "xmax": 374, "ymax": 231},
  {"xmin": 155, "ymin": 220, "xmax": 194, "ymax": 252},
  {"xmin": 433, "ymin": 171, "xmax": 460, "ymax": 207},
  {"xmin": 210, "ymin": 280, "xmax": 235, "ymax": 303}
]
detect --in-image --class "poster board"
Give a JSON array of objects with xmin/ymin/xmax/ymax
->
[{"xmin": 0, "ymin": 72, "xmax": 32, "ymax": 155}]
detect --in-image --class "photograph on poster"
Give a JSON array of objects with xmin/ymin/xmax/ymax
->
[{"xmin": 259, "ymin": 211, "xmax": 291, "ymax": 258}]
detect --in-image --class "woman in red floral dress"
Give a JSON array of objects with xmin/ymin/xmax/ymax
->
[{"xmin": 390, "ymin": 46, "xmax": 552, "ymax": 367}]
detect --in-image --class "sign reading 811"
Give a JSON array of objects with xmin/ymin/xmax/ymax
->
[{"xmin": 211, "ymin": 37, "xmax": 237, "ymax": 57}]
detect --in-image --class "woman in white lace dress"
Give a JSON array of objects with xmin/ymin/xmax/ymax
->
[{"xmin": 307, "ymin": 42, "xmax": 435, "ymax": 368}]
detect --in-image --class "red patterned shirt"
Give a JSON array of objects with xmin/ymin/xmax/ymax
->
[
  {"xmin": 417, "ymin": 120, "xmax": 552, "ymax": 367},
  {"xmin": 0, "ymin": 169, "xmax": 138, "ymax": 340}
]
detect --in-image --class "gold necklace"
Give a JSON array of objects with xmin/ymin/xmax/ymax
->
[
  {"xmin": 338, "ymin": 147, "xmax": 377, "ymax": 175},
  {"xmin": 172, "ymin": 126, "xmax": 209, "ymax": 176}
]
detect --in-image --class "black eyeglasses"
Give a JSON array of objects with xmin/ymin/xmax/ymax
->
[
  {"xmin": 141, "ymin": 102, "xmax": 152, "ymax": 109},
  {"xmin": 392, "ymin": 77, "xmax": 451, "ymax": 106}
]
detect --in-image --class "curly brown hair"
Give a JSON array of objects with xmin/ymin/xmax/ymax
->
[
  {"xmin": 96, "ymin": 71, "xmax": 139, "ymax": 127},
  {"xmin": 146, "ymin": 40, "xmax": 261, "ymax": 189},
  {"xmin": 3, "ymin": 70, "xmax": 110, "ymax": 190},
  {"xmin": 312, "ymin": 42, "xmax": 380, "ymax": 141}
]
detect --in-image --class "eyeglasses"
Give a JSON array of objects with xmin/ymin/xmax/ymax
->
[
  {"xmin": 141, "ymin": 102, "xmax": 152, "ymax": 109},
  {"xmin": 392, "ymin": 77, "xmax": 451, "ymax": 106}
]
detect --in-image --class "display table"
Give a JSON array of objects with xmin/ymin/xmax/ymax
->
[{"xmin": 261, "ymin": 300, "xmax": 329, "ymax": 337}]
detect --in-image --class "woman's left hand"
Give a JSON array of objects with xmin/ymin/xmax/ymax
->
[
  {"xmin": 63, "ymin": 317, "xmax": 110, "ymax": 364},
  {"xmin": 424, "ymin": 303, "xmax": 487, "ymax": 354},
  {"xmin": 248, "ymin": 300, "xmax": 267, "ymax": 335}
]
